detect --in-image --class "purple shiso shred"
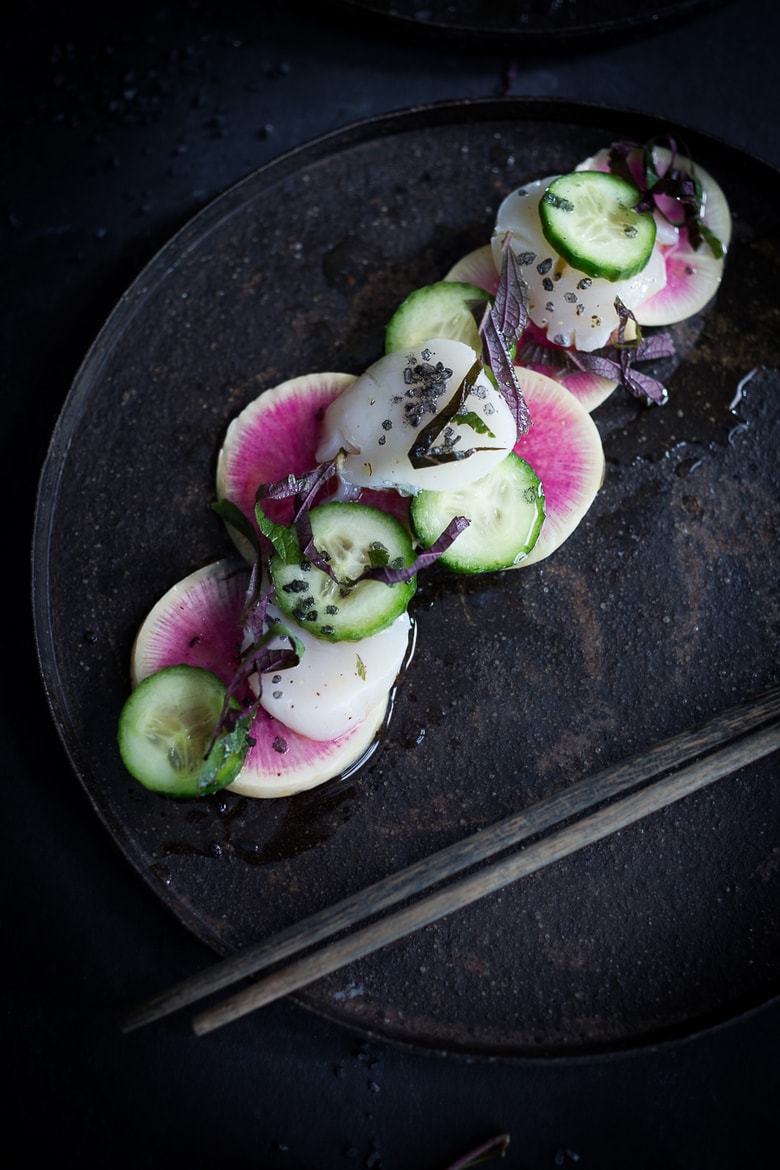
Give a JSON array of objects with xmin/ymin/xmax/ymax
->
[
  {"xmin": 481, "ymin": 244, "xmax": 532, "ymax": 433},
  {"xmin": 565, "ymin": 299, "xmax": 675, "ymax": 405},
  {"xmin": 608, "ymin": 135, "xmax": 724, "ymax": 258}
]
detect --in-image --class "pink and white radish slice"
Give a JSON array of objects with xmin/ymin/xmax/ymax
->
[
  {"xmin": 315, "ymin": 338, "xmax": 517, "ymax": 495},
  {"xmin": 512, "ymin": 367, "xmax": 605, "ymax": 566},
  {"xmin": 234, "ymin": 701, "xmax": 389, "ymax": 799},
  {"xmin": 216, "ymin": 372, "xmax": 408, "ymax": 562},
  {"xmin": 444, "ymin": 248, "xmax": 619, "ymax": 413},
  {"xmin": 130, "ymin": 559, "xmax": 411, "ymax": 797},
  {"xmin": 575, "ymin": 145, "xmax": 732, "ymax": 326}
]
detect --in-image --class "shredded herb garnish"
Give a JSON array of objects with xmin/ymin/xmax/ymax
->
[
  {"xmin": 207, "ymin": 608, "xmax": 305, "ymax": 753},
  {"xmin": 405, "ymin": 244, "xmax": 531, "ymax": 473},
  {"xmin": 607, "ymin": 135, "xmax": 724, "ymax": 259},
  {"xmin": 551, "ymin": 298, "xmax": 675, "ymax": 405},
  {"xmin": 480, "ymin": 243, "xmax": 532, "ymax": 433},
  {"xmin": 409, "ymin": 359, "xmax": 501, "ymax": 469}
]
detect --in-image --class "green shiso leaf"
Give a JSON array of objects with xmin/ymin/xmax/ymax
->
[
  {"xmin": 409, "ymin": 359, "xmax": 501, "ymax": 469},
  {"xmin": 212, "ymin": 497, "xmax": 259, "ymax": 554},
  {"xmin": 451, "ymin": 410, "xmax": 496, "ymax": 438},
  {"xmin": 255, "ymin": 502, "xmax": 302, "ymax": 563}
]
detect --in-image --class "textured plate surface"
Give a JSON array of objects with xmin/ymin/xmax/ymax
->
[{"xmin": 33, "ymin": 98, "xmax": 779, "ymax": 1060}]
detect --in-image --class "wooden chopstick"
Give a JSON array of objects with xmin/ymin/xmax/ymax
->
[
  {"xmin": 192, "ymin": 719, "xmax": 779, "ymax": 1035},
  {"xmin": 120, "ymin": 685, "xmax": 780, "ymax": 1036}
]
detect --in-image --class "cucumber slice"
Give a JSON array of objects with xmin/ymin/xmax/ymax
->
[
  {"xmin": 118, "ymin": 665, "xmax": 250, "ymax": 797},
  {"xmin": 270, "ymin": 501, "xmax": 416, "ymax": 641},
  {"xmin": 540, "ymin": 171, "xmax": 656, "ymax": 282},
  {"xmin": 411, "ymin": 452, "xmax": 545, "ymax": 574},
  {"xmin": 385, "ymin": 280, "xmax": 489, "ymax": 354}
]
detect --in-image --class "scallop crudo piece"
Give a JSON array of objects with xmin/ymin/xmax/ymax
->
[
  {"xmin": 130, "ymin": 559, "xmax": 406, "ymax": 796},
  {"xmin": 576, "ymin": 145, "xmax": 732, "ymax": 326},
  {"xmin": 511, "ymin": 367, "xmax": 605, "ymax": 566},
  {"xmin": 491, "ymin": 177, "xmax": 667, "ymax": 352},
  {"xmin": 444, "ymin": 249, "xmax": 619, "ymax": 413},
  {"xmin": 258, "ymin": 603, "xmax": 412, "ymax": 739},
  {"xmin": 315, "ymin": 338, "xmax": 517, "ymax": 495}
]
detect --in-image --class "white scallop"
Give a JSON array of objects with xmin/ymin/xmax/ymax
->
[
  {"xmin": 256, "ymin": 606, "xmax": 412, "ymax": 741},
  {"xmin": 315, "ymin": 338, "xmax": 517, "ymax": 494},
  {"xmin": 491, "ymin": 177, "xmax": 667, "ymax": 351}
]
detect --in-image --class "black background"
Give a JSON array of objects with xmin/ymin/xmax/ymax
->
[{"xmin": 5, "ymin": 2, "xmax": 779, "ymax": 1167}]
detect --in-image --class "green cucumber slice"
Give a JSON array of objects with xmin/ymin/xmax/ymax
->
[
  {"xmin": 539, "ymin": 170, "xmax": 656, "ymax": 282},
  {"xmin": 385, "ymin": 280, "xmax": 490, "ymax": 354},
  {"xmin": 117, "ymin": 664, "xmax": 250, "ymax": 797},
  {"xmin": 270, "ymin": 502, "xmax": 416, "ymax": 641},
  {"xmin": 411, "ymin": 452, "xmax": 545, "ymax": 574}
]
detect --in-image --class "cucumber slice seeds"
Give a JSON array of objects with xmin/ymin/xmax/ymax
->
[
  {"xmin": 385, "ymin": 280, "xmax": 489, "ymax": 354},
  {"xmin": 271, "ymin": 501, "xmax": 416, "ymax": 642},
  {"xmin": 411, "ymin": 452, "xmax": 545, "ymax": 573},
  {"xmin": 118, "ymin": 664, "xmax": 250, "ymax": 797},
  {"xmin": 540, "ymin": 170, "xmax": 656, "ymax": 282}
]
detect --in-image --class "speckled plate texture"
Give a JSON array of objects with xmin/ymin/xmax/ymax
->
[{"xmin": 33, "ymin": 98, "xmax": 779, "ymax": 1061}]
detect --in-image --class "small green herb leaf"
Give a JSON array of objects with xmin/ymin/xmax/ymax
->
[
  {"xmin": 451, "ymin": 411, "xmax": 497, "ymax": 438},
  {"xmin": 255, "ymin": 505, "xmax": 302, "ymax": 563},
  {"xmin": 212, "ymin": 498, "xmax": 259, "ymax": 554}
]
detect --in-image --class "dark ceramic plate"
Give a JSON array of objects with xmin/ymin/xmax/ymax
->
[
  {"xmin": 332, "ymin": 0, "xmax": 732, "ymax": 45},
  {"xmin": 33, "ymin": 98, "xmax": 780, "ymax": 1061}
]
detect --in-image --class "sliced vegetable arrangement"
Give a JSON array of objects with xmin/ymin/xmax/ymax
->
[{"xmin": 117, "ymin": 135, "xmax": 731, "ymax": 799}]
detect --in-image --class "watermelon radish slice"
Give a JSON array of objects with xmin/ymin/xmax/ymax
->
[
  {"xmin": 130, "ymin": 559, "xmax": 406, "ymax": 797},
  {"xmin": 576, "ymin": 145, "xmax": 731, "ymax": 326},
  {"xmin": 443, "ymin": 243, "xmax": 499, "ymax": 298},
  {"xmin": 131, "ymin": 558, "xmax": 249, "ymax": 690},
  {"xmin": 236, "ymin": 644, "xmax": 400, "ymax": 797},
  {"xmin": 216, "ymin": 372, "xmax": 410, "ymax": 560},
  {"xmin": 512, "ymin": 367, "xmax": 605, "ymax": 566},
  {"xmin": 444, "ymin": 248, "xmax": 619, "ymax": 413},
  {"xmin": 232, "ymin": 699, "xmax": 389, "ymax": 799}
]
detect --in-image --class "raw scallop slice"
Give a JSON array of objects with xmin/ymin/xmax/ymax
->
[
  {"xmin": 490, "ymin": 177, "xmax": 667, "ymax": 351},
  {"xmin": 315, "ymin": 338, "xmax": 517, "ymax": 495},
  {"xmin": 258, "ymin": 603, "xmax": 412, "ymax": 738}
]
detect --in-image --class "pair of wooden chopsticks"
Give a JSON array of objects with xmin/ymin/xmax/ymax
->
[{"xmin": 121, "ymin": 685, "xmax": 780, "ymax": 1037}]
